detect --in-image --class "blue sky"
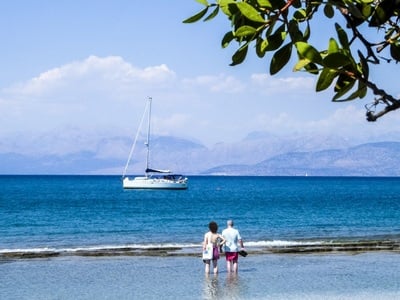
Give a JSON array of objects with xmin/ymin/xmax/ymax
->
[{"xmin": 1, "ymin": 0, "xmax": 400, "ymax": 159}]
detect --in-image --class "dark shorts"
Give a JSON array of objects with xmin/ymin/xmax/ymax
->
[{"xmin": 225, "ymin": 252, "xmax": 238, "ymax": 262}]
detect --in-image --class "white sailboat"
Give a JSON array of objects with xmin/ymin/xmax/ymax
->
[{"xmin": 122, "ymin": 97, "xmax": 188, "ymax": 189}]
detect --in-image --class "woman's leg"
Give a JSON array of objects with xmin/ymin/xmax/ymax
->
[
  {"xmin": 212, "ymin": 259, "xmax": 218, "ymax": 274},
  {"xmin": 205, "ymin": 260, "xmax": 210, "ymax": 273}
]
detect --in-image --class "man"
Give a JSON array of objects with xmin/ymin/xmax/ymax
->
[{"xmin": 222, "ymin": 219, "xmax": 244, "ymax": 273}]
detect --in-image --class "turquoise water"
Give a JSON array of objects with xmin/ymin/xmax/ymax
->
[
  {"xmin": 1, "ymin": 175, "xmax": 400, "ymax": 252},
  {"xmin": 1, "ymin": 176, "xmax": 400, "ymax": 299}
]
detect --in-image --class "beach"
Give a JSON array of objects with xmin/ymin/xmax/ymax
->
[
  {"xmin": 1, "ymin": 175, "xmax": 400, "ymax": 299},
  {"xmin": 1, "ymin": 252, "xmax": 399, "ymax": 299}
]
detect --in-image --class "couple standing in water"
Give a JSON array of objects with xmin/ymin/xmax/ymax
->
[{"xmin": 203, "ymin": 219, "xmax": 245, "ymax": 274}]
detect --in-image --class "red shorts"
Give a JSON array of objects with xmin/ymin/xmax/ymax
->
[{"xmin": 225, "ymin": 252, "xmax": 238, "ymax": 261}]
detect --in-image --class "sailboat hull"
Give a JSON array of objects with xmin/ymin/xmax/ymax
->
[{"xmin": 123, "ymin": 176, "xmax": 188, "ymax": 190}]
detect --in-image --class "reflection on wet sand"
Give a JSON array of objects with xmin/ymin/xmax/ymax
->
[{"xmin": 203, "ymin": 273, "xmax": 245, "ymax": 300}]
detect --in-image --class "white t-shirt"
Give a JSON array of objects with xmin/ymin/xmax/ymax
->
[{"xmin": 222, "ymin": 227, "xmax": 241, "ymax": 252}]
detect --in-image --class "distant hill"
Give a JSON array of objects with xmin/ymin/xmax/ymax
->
[
  {"xmin": 2, "ymin": 133, "xmax": 400, "ymax": 176},
  {"xmin": 202, "ymin": 142, "xmax": 400, "ymax": 176},
  {"xmin": 0, "ymin": 136, "xmax": 207, "ymax": 175},
  {"xmin": 0, "ymin": 152, "xmax": 119, "ymax": 175}
]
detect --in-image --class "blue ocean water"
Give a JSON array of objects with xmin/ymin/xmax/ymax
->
[{"xmin": 1, "ymin": 175, "xmax": 400, "ymax": 254}]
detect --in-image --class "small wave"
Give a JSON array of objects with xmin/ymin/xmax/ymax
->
[
  {"xmin": 246, "ymin": 240, "xmax": 323, "ymax": 247},
  {"xmin": 0, "ymin": 243, "xmax": 201, "ymax": 255}
]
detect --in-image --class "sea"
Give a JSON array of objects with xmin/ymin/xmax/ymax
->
[{"xmin": 1, "ymin": 175, "xmax": 399, "ymax": 299}]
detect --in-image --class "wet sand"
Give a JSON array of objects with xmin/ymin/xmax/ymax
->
[{"xmin": 1, "ymin": 251, "xmax": 399, "ymax": 299}]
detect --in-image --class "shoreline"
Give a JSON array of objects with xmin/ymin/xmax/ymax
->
[{"xmin": 2, "ymin": 239, "xmax": 399, "ymax": 260}]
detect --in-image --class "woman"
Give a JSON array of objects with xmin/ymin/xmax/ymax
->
[{"xmin": 203, "ymin": 221, "xmax": 226, "ymax": 274}]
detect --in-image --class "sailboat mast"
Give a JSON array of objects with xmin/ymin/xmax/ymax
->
[
  {"xmin": 122, "ymin": 97, "xmax": 150, "ymax": 178},
  {"xmin": 145, "ymin": 97, "xmax": 152, "ymax": 172}
]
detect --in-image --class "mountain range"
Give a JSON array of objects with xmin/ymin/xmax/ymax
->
[{"xmin": 1, "ymin": 132, "xmax": 400, "ymax": 176}]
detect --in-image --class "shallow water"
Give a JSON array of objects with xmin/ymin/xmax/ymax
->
[{"xmin": 1, "ymin": 253, "xmax": 399, "ymax": 299}]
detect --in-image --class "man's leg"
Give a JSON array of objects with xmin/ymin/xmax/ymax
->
[
  {"xmin": 232, "ymin": 260, "xmax": 238, "ymax": 273},
  {"xmin": 226, "ymin": 259, "xmax": 232, "ymax": 273}
]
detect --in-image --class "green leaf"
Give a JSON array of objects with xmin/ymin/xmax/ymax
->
[
  {"xmin": 293, "ymin": 60, "xmax": 319, "ymax": 75},
  {"xmin": 356, "ymin": 80, "xmax": 368, "ymax": 99},
  {"xmin": 316, "ymin": 68, "xmax": 338, "ymax": 91},
  {"xmin": 292, "ymin": 0, "xmax": 302, "ymax": 9},
  {"xmin": 335, "ymin": 23, "xmax": 349, "ymax": 49},
  {"xmin": 332, "ymin": 74, "xmax": 356, "ymax": 101},
  {"xmin": 295, "ymin": 42, "xmax": 323, "ymax": 65},
  {"xmin": 196, "ymin": 0, "xmax": 209, "ymax": 5},
  {"xmin": 304, "ymin": 63, "xmax": 319, "ymax": 74},
  {"xmin": 183, "ymin": 7, "xmax": 209, "ymax": 23},
  {"xmin": 265, "ymin": 24, "xmax": 287, "ymax": 51},
  {"xmin": 237, "ymin": 2, "xmax": 265, "ymax": 23},
  {"xmin": 323, "ymin": 53, "xmax": 352, "ymax": 68},
  {"xmin": 288, "ymin": 19, "xmax": 304, "ymax": 43},
  {"xmin": 256, "ymin": 37, "xmax": 267, "ymax": 57},
  {"xmin": 221, "ymin": 31, "xmax": 234, "ymax": 48},
  {"xmin": 293, "ymin": 9, "xmax": 307, "ymax": 21},
  {"xmin": 360, "ymin": 3, "xmax": 373, "ymax": 18},
  {"xmin": 269, "ymin": 0, "xmax": 287, "ymax": 10},
  {"xmin": 347, "ymin": 3, "xmax": 363, "ymax": 19},
  {"xmin": 303, "ymin": 23, "xmax": 310, "ymax": 41},
  {"xmin": 293, "ymin": 58, "xmax": 311, "ymax": 71},
  {"xmin": 334, "ymin": 82, "xmax": 366, "ymax": 101},
  {"xmin": 235, "ymin": 25, "xmax": 257, "ymax": 37},
  {"xmin": 257, "ymin": 0, "xmax": 273, "ymax": 9},
  {"xmin": 328, "ymin": 38, "xmax": 339, "ymax": 54},
  {"xmin": 218, "ymin": 0, "xmax": 236, "ymax": 17},
  {"xmin": 369, "ymin": 0, "xmax": 394, "ymax": 27},
  {"xmin": 270, "ymin": 43, "xmax": 292, "ymax": 75},
  {"xmin": 324, "ymin": 4, "xmax": 334, "ymax": 18},
  {"xmin": 334, "ymin": 73, "xmax": 352, "ymax": 92},
  {"xmin": 204, "ymin": 6, "xmax": 219, "ymax": 21},
  {"xmin": 390, "ymin": 43, "xmax": 400, "ymax": 61},
  {"xmin": 230, "ymin": 45, "xmax": 248, "ymax": 66}
]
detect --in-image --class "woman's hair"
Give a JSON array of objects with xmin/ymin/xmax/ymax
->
[{"xmin": 208, "ymin": 221, "xmax": 218, "ymax": 233}]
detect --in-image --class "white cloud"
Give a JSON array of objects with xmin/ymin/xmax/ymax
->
[
  {"xmin": 3, "ymin": 56, "xmax": 176, "ymax": 100},
  {"xmin": 251, "ymin": 73, "xmax": 315, "ymax": 92},
  {"xmin": 305, "ymin": 105, "xmax": 365, "ymax": 131},
  {"xmin": 0, "ymin": 56, "xmax": 181, "ymax": 136},
  {"xmin": 247, "ymin": 105, "xmax": 400, "ymax": 142}
]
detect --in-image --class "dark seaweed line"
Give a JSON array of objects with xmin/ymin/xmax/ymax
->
[
  {"xmin": 1, "ymin": 241, "xmax": 399, "ymax": 261},
  {"xmin": 265, "ymin": 240, "xmax": 400, "ymax": 254}
]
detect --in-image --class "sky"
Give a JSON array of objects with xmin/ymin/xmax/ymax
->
[{"xmin": 1, "ymin": 0, "xmax": 400, "ymax": 159}]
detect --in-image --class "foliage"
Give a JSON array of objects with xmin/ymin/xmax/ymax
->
[{"xmin": 183, "ymin": 0, "xmax": 400, "ymax": 121}]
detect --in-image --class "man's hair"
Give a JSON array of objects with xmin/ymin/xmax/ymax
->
[{"xmin": 227, "ymin": 219, "xmax": 234, "ymax": 227}]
